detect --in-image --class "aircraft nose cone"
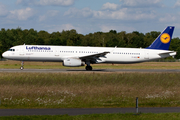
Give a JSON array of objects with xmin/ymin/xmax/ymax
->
[{"xmin": 2, "ymin": 52, "xmax": 8, "ymax": 58}]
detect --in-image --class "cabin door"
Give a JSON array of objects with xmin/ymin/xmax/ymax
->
[
  {"xmin": 144, "ymin": 50, "xmax": 149, "ymax": 59},
  {"xmin": 55, "ymin": 49, "xmax": 59, "ymax": 57},
  {"xmin": 19, "ymin": 46, "xmax": 25, "ymax": 56}
]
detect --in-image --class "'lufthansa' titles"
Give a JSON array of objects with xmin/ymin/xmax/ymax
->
[
  {"xmin": 160, "ymin": 33, "xmax": 170, "ymax": 44},
  {"xmin": 26, "ymin": 46, "xmax": 51, "ymax": 50}
]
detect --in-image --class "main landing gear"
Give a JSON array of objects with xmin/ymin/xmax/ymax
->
[
  {"xmin": 85, "ymin": 61, "xmax": 92, "ymax": 71},
  {"xmin": 20, "ymin": 61, "xmax": 24, "ymax": 70},
  {"xmin": 85, "ymin": 65, "xmax": 92, "ymax": 71}
]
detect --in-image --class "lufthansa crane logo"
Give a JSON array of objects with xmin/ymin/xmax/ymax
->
[{"xmin": 160, "ymin": 33, "xmax": 171, "ymax": 44}]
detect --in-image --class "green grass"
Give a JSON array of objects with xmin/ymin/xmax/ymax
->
[
  {"xmin": 0, "ymin": 72, "xmax": 180, "ymax": 108},
  {"xmin": 1, "ymin": 113, "xmax": 180, "ymax": 120}
]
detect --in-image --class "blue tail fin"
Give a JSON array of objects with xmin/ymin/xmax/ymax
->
[{"xmin": 146, "ymin": 26, "xmax": 174, "ymax": 50}]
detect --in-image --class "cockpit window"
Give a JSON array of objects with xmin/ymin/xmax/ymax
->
[{"xmin": 8, "ymin": 49, "xmax": 15, "ymax": 51}]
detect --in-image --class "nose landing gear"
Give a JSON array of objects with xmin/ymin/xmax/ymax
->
[{"xmin": 20, "ymin": 61, "xmax": 24, "ymax": 70}]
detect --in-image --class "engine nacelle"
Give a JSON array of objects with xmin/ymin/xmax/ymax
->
[{"xmin": 63, "ymin": 58, "xmax": 85, "ymax": 67}]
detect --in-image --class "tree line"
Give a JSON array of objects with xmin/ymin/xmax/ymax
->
[{"xmin": 0, "ymin": 28, "xmax": 180, "ymax": 59}]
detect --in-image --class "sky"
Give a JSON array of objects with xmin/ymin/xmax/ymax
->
[{"xmin": 0, "ymin": 0, "xmax": 180, "ymax": 38}]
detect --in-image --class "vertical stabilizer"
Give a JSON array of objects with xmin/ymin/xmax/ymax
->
[{"xmin": 146, "ymin": 26, "xmax": 174, "ymax": 50}]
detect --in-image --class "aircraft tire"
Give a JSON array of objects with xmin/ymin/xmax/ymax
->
[
  {"xmin": 20, "ymin": 66, "xmax": 24, "ymax": 70},
  {"xmin": 85, "ymin": 66, "xmax": 92, "ymax": 71},
  {"xmin": 89, "ymin": 66, "xmax": 92, "ymax": 70}
]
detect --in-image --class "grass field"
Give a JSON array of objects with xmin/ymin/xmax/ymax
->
[
  {"xmin": 1, "ymin": 61, "xmax": 180, "ymax": 119},
  {"xmin": 1, "ymin": 113, "xmax": 180, "ymax": 120},
  {"xmin": 0, "ymin": 72, "xmax": 180, "ymax": 108},
  {"xmin": 0, "ymin": 60, "xmax": 180, "ymax": 69}
]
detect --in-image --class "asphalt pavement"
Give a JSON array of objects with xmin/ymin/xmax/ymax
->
[{"xmin": 0, "ymin": 107, "xmax": 180, "ymax": 116}]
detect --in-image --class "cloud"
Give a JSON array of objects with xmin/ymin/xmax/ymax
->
[
  {"xmin": 0, "ymin": 2, "xmax": 8, "ymax": 16},
  {"xmin": 61, "ymin": 24, "xmax": 76, "ymax": 30},
  {"xmin": 65, "ymin": 7, "xmax": 156, "ymax": 21},
  {"xmin": 93, "ymin": 9, "xmax": 126, "ymax": 20},
  {"xmin": 16, "ymin": 0, "xmax": 23, "ymax": 4},
  {"xmin": 64, "ymin": 7, "xmax": 94, "ymax": 18},
  {"xmin": 102, "ymin": 2, "xmax": 118, "ymax": 10},
  {"xmin": 39, "ymin": 10, "xmax": 59, "ymax": 21},
  {"xmin": 38, "ymin": 0, "xmax": 74, "ymax": 6},
  {"xmin": 16, "ymin": 0, "xmax": 22, "ymax": 4},
  {"xmin": 16, "ymin": 0, "xmax": 35, "ymax": 6},
  {"xmin": 8, "ymin": 7, "xmax": 35, "ymax": 20},
  {"xmin": 16, "ymin": 0, "xmax": 74, "ymax": 6},
  {"xmin": 159, "ymin": 14, "xmax": 177, "ymax": 23},
  {"xmin": 120, "ymin": 0, "xmax": 162, "ymax": 7},
  {"xmin": 174, "ymin": 0, "xmax": 180, "ymax": 8}
]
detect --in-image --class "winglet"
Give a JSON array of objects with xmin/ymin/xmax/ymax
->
[{"xmin": 146, "ymin": 26, "xmax": 174, "ymax": 50}]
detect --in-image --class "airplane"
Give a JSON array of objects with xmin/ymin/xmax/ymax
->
[{"xmin": 2, "ymin": 26, "xmax": 176, "ymax": 71}]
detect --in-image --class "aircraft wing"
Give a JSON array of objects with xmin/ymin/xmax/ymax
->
[{"xmin": 79, "ymin": 51, "xmax": 110, "ymax": 62}]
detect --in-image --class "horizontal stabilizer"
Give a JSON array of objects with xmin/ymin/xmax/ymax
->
[{"xmin": 158, "ymin": 51, "xmax": 176, "ymax": 55}]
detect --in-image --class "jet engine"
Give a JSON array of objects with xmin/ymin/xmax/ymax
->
[{"xmin": 63, "ymin": 58, "xmax": 85, "ymax": 67}]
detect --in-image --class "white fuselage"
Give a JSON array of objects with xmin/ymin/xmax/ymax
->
[{"xmin": 2, "ymin": 45, "xmax": 176, "ymax": 64}]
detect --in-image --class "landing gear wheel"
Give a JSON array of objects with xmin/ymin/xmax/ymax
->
[
  {"xmin": 85, "ymin": 66, "xmax": 92, "ymax": 71},
  {"xmin": 20, "ymin": 61, "xmax": 24, "ymax": 70},
  {"xmin": 20, "ymin": 66, "xmax": 24, "ymax": 70}
]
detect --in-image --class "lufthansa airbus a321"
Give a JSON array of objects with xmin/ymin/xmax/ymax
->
[{"xmin": 2, "ymin": 26, "xmax": 176, "ymax": 70}]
